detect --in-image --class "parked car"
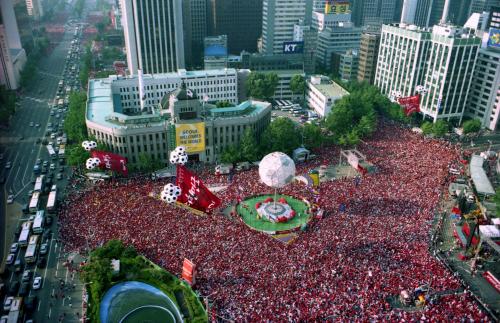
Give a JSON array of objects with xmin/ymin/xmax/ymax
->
[
  {"xmin": 5, "ymin": 254, "xmax": 15, "ymax": 265},
  {"xmin": 19, "ymin": 282, "xmax": 29, "ymax": 296},
  {"xmin": 32, "ymin": 276, "xmax": 42, "ymax": 290},
  {"xmin": 4, "ymin": 162, "xmax": 11, "ymax": 169},
  {"xmin": 3, "ymin": 296, "xmax": 13, "ymax": 312},
  {"xmin": 45, "ymin": 216, "xmax": 53, "ymax": 226},
  {"xmin": 9, "ymin": 243, "xmax": 18, "ymax": 253},
  {"xmin": 8, "ymin": 281, "xmax": 19, "ymax": 295},
  {"xmin": 6, "ymin": 195, "xmax": 14, "ymax": 204},
  {"xmin": 22, "ymin": 270, "xmax": 32, "ymax": 282},
  {"xmin": 39, "ymin": 243, "xmax": 48, "ymax": 255}
]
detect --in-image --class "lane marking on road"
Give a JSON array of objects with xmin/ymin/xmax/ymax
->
[{"xmin": 6, "ymin": 150, "xmax": 20, "ymax": 187}]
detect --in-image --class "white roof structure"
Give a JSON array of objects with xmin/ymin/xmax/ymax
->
[{"xmin": 469, "ymin": 155, "xmax": 495, "ymax": 196}]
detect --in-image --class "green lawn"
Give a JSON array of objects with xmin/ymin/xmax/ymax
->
[{"xmin": 237, "ymin": 195, "xmax": 311, "ymax": 232}]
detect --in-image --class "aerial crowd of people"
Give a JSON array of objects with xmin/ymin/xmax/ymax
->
[{"xmin": 59, "ymin": 123, "xmax": 491, "ymax": 321}]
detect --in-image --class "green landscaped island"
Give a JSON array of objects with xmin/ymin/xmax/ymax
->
[
  {"xmin": 81, "ymin": 240, "xmax": 207, "ymax": 323},
  {"xmin": 237, "ymin": 194, "xmax": 312, "ymax": 233}
]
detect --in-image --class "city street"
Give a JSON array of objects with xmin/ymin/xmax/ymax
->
[{"xmin": 1, "ymin": 19, "xmax": 84, "ymax": 322}]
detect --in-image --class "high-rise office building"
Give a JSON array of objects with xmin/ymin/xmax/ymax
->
[
  {"xmin": 261, "ymin": 0, "xmax": 312, "ymax": 55},
  {"xmin": 466, "ymin": 48, "xmax": 500, "ymax": 130},
  {"xmin": 487, "ymin": 6, "xmax": 500, "ymax": 28},
  {"xmin": 419, "ymin": 25, "xmax": 480, "ymax": 122},
  {"xmin": 208, "ymin": 0, "xmax": 263, "ymax": 54},
  {"xmin": 400, "ymin": 0, "xmax": 435, "ymax": 27},
  {"xmin": 183, "ymin": 0, "xmax": 208, "ymax": 69},
  {"xmin": 470, "ymin": 0, "xmax": 500, "ymax": 15},
  {"xmin": 375, "ymin": 23, "xmax": 480, "ymax": 123},
  {"xmin": 316, "ymin": 23, "xmax": 363, "ymax": 69},
  {"xmin": 25, "ymin": 0, "xmax": 44, "ymax": 19},
  {"xmin": 351, "ymin": 0, "xmax": 402, "ymax": 27},
  {"xmin": 357, "ymin": 31, "xmax": 380, "ymax": 84},
  {"xmin": 0, "ymin": 0, "xmax": 26, "ymax": 90},
  {"xmin": 120, "ymin": 0, "xmax": 184, "ymax": 75}
]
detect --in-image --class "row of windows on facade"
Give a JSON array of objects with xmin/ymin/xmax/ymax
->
[
  {"xmin": 118, "ymin": 79, "xmax": 236, "ymax": 94},
  {"xmin": 119, "ymin": 85, "xmax": 236, "ymax": 101}
]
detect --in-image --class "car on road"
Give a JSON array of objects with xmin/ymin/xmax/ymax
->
[
  {"xmin": 0, "ymin": 176, "xmax": 5, "ymax": 184},
  {"xmin": 45, "ymin": 215, "xmax": 53, "ymax": 226},
  {"xmin": 21, "ymin": 270, "xmax": 32, "ymax": 282},
  {"xmin": 41, "ymin": 166, "xmax": 47, "ymax": 174},
  {"xmin": 57, "ymin": 173, "xmax": 63, "ymax": 180},
  {"xmin": 35, "ymin": 138, "xmax": 41, "ymax": 144},
  {"xmin": 24, "ymin": 296, "xmax": 37, "ymax": 313},
  {"xmin": 0, "ymin": 153, "xmax": 3, "ymax": 160},
  {"xmin": 29, "ymin": 122, "xmax": 34, "ymax": 127},
  {"xmin": 50, "ymin": 163, "xmax": 56, "ymax": 170},
  {"xmin": 4, "ymin": 161, "xmax": 11, "ymax": 169},
  {"xmin": 55, "ymin": 114, "xmax": 60, "ymax": 118},
  {"xmin": 36, "ymin": 256, "xmax": 46, "ymax": 268},
  {"xmin": 3, "ymin": 296, "xmax": 13, "ymax": 312},
  {"xmin": 7, "ymin": 195, "xmax": 14, "ymax": 204},
  {"xmin": 19, "ymin": 282, "xmax": 29, "ymax": 296},
  {"xmin": 32, "ymin": 276, "xmax": 42, "ymax": 290},
  {"xmin": 43, "ymin": 161, "xmax": 49, "ymax": 167},
  {"xmin": 8, "ymin": 281, "xmax": 19, "ymax": 295},
  {"xmin": 43, "ymin": 229, "xmax": 52, "ymax": 240},
  {"xmin": 35, "ymin": 123, "xmax": 40, "ymax": 127},
  {"xmin": 58, "ymin": 166, "xmax": 64, "ymax": 173},
  {"xmin": 5, "ymin": 254, "xmax": 15, "ymax": 265},
  {"xmin": 39, "ymin": 243, "xmax": 48, "ymax": 255},
  {"xmin": 10, "ymin": 243, "xmax": 18, "ymax": 253}
]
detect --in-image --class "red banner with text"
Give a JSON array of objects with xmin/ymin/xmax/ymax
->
[
  {"xmin": 176, "ymin": 165, "xmax": 221, "ymax": 213},
  {"xmin": 398, "ymin": 94, "xmax": 420, "ymax": 116},
  {"xmin": 90, "ymin": 150, "xmax": 128, "ymax": 176}
]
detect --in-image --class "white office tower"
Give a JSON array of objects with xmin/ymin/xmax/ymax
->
[
  {"xmin": 419, "ymin": 25, "xmax": 480, "ymax": 122},
  {"xmin": 120, "ymin": 0, "xmax": 185, "ymax": 75},
  {"xmin": 25, "ymin": 0, "xmax": 44, "ymax": 19},
  {"xmin": 0, "ymin": 0, "xmax": 26, "ymax": 90},
  {"xmin": 261, "ymin": 0, "xmax": 312, "ymax": 54},
  {"xmin": 375, "ymin": 24, "xmax": 431, "ymax": 99},
  {"xmin": 465, "ymin": 48, "xmax": 500, "ymax": 130},
  {"xmin": 400, "ymin": 0, "xmax": 418, "ymax": 24},
  {"xmin": 375, "ymin": 23, "xmax": 481, "ymax": 123}
]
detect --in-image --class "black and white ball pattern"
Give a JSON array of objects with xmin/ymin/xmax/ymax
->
[
  {"xmin": 85, "ymin": 157, "xmax": 100, "ymax": 170},
  {"xmin": 169, "ymin": 146, "xmax": 188, "ymax": 165},
  {"xmin": 160, "ymin": 184, "xmax": 182, "ymax": 204},
  {"xmin": 82, "ymin": 140, "xmax": 98, "ymax": 151}
]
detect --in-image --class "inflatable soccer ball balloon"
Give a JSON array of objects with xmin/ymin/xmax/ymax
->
[
  {"xmin": 169, "ymin": 151, "xmax": 180, "ymax": 164},
  {"xmin": 165, "ymin": 194, "xmax": 177, "ymax": 204},
  {"xmin": 173, "ymin": 186, "xmax": 182, "ymax": 196},
  {"xmin": 86, "ymin": 158, "xmax": 96, "ymax": 170},
  {"xmin": 164, "ymin": 183, "xmax": 176, "ymax": 195},
  {"xmin": 175, "ymin": 146, "xmax": 186, "ymax": 154},
  {"xmin": 178, "ymin": 154, "xmax": 188, "ymax": 165},
  {"xmin": 258, "ymin": 152, "xmax": 296, "ymax": 188},
  {"xmin": 89, "ymin": 141, "xmax": 97, "ymax": 149},
  {"xmin": 160, "ymin": 190, "xmax": 170, "ymax": 202},
  {"xmin": 82, "ymin": 141, "xmax": 91, "ymax": 151}
]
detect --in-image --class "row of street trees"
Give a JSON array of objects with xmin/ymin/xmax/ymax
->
[{"xmin": 0, "ymin": 87, "xmax": 17, "ymax": 128}]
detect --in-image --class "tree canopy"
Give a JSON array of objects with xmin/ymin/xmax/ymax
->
[
  {"xmin": 0, "ymin": 86, "xmax": 16, "ymax": 127},
  {"xmin": 261, "ymin": 117, "xmax": 300, "ymax": 155},
  {"xmin": 246, "ymin": 72, "xmax": 279, "ymax": 100},
  {"xmin": 290, "ymin": 74, "xmax": 306, "ymax": 98},
  {"xmin": 462, "ymin": 119, "xmax": 481, "ymax": 134}
]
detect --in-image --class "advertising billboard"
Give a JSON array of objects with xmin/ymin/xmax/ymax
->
[
  {"xmin": 325, "ymin": 1, "xmax": 350, "ymax": 14},
  {"xmin": 283, "ymin": 41, "xmax": 304, "ymax": 54},
  {"xmin": 175, "ymin": 122, "xmax": 206, "ymax": 153},
  {"xmin": 487, "ymin": 28, "xmax": 500, "ymax": 48}
]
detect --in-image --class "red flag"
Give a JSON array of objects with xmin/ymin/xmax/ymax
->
[
  {"xmin": 397, "ymin": 95, "xmax": 420, "ymax": 116},
  {"xmin": 176, "ymin": 165, "xmax": 221, "ymax": 213},
  {"xmin": 91, "ymin": 150, "xmax": 128, "ymax": 176}
]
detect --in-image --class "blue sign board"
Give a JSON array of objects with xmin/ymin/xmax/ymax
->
[{"xmin": 282, "ymin": 41, "xmax": 304, "ymax": 54}]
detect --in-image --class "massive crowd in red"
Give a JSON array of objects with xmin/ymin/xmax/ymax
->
[{"xmin": 59, "ymin": 123, "xmax": 491, "ymax": 321}]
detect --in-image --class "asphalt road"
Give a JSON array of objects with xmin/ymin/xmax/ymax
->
[{"xmin": 1, "ymin": 19, "xmax": 84, "ymax": 322}]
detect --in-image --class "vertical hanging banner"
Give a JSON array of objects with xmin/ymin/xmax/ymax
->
[
  {"xmin": 176, "ymin": 165, "xmax": 221, "ymax": 213},
  {"xmin": 91, "ymin": 150, "xmax": 128, "ymax": 176},
  {"xmin": 182, "ymin": 258, "xmax": 196, "ymax": 285},
  {"xmin": 397, "ymin": 94, "xmax": 420, "ymax": 116}
]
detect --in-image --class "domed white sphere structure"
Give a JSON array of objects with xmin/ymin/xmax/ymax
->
[{"xmin": 258, "ymin": 152, "xmax": 296, "ymax": 188}]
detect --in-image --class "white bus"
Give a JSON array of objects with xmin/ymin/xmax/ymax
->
[
  {"xmin": 18, "ymin": 222, "xmax": 32, "ymax": 247},
  {"xmin": 29, "ymin": 192, "xmax": 41, "ymax": 213},
  {"xmin": 58, "ymin": 145, "xmax": 65, "ymax": 162},
  {"xmin": 47, "ymin": 145, "xmax": 56, "ymax": 159},
  {"xmin": 47, "ymin": 189, "xmax": 57, "ymax": 213},
  {"xmin": 25, "ymin": 235, "xmax": 40, "ymax": 263},
  {"xmin": 33, "ymin": 175, "xmax": 45, "ymax": 192},
  {"xmin": 32, "ymin": 210, "xmax": 45, "ymax": 234}
]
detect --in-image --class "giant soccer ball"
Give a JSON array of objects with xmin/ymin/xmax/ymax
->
[{"xmin": 258, "ymin": 152, "xmax": 296, "ymax": 188}]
